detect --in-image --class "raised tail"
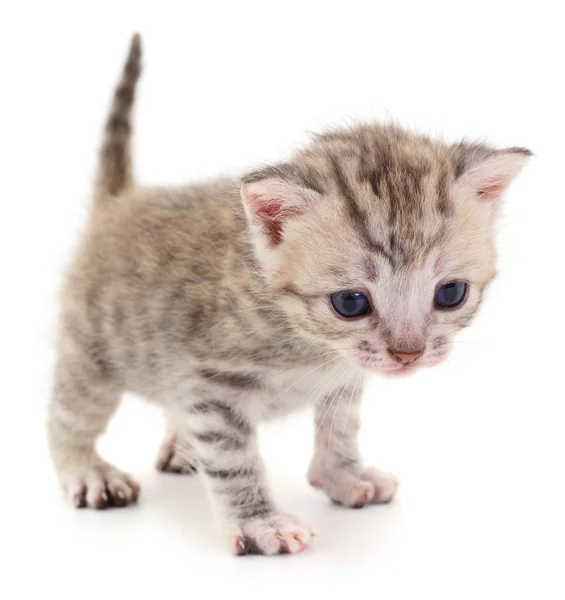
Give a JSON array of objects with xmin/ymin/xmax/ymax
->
[{"xmin": 94, "ymin": 33, "xmax": 142, "ymax": 205}]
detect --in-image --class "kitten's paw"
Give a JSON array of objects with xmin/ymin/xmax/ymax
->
[
  {"xmin": 227, "ymin": 514, "xmax": 315, "ymax": 556},
  {"xmin": 308, "ymin": 464, "xmax": 398, "ymax": 508},
  {"xmin": 62, "ymin": 461, "xmax": 140, "ymax": 509},
  {"xmin": 361, "ymin": 466, "xmax": 399, "ymax": 504},
  {"xmin": 155, "ymin": 434, "xmax": 197, "ymax": 474}
]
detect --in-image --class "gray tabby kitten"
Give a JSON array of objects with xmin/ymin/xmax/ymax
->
[{"xmin": 48, "ymin": 35, "xmax": 530, "ymax": 555}]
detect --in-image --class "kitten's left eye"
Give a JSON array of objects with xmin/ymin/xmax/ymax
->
[
  {"xmin": 434, "ymin": 281, "xmax": 468, "ymax": 309},
  {"xmin": 330, "ymin": 291, "xmax": 371, "ymax": 318}
]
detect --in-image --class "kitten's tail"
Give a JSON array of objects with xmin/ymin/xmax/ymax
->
[{"xmin": 94, "ymin": 33, "xmax": 141, "ymax": 206}]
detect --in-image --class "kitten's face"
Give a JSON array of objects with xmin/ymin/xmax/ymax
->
[
  {"xmin": 269, "ymin": 212, "xmax": 495, "ymax": 376},
  {"xmin": 241, "ymin": 126, "xmax": 529, "ymax": 375}
]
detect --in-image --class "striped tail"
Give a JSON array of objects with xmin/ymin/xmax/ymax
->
[{"xmin": 94, "ymin": 33, "xmax": 142, "ymax": 206}]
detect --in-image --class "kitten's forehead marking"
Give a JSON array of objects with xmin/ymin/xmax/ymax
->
[
  {"xmin": 433, "ymin": 253, "xmax": 446, "ymax": 277},
  {"xmin": 325, "ymin": 153, "xmax": 398, "ymax": 266},
  {"xmin": 363, "ymin": 257, "xmax": 378, "ymax": 283},
  {"xmin": 302, "ymin": 138, "xmax": 454, "ymax": 270}
]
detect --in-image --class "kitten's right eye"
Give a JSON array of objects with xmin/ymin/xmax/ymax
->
[{"xmin": 330, "ymin": 291, "xmax": 371, "ymax": 318}]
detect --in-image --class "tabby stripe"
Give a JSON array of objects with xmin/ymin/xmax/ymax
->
[
  {"xmin": 199, "ymin": 368, "xmax": 259, "ymax": 389},
  {"xmin": 189, "ymin": 401, "xmax": 251, "ymax": 434},
  {"xmin": 193, "ymin": 430, "xmax": 246, "ymax": 450},
  {"xmin": 204, "ymin": 467, "xmax": 257, "ymax": 480},
  {"xmin": 328, "ymin": 154, "xmax": 396, "ymax": 265},
  {"xmin": 236, "ymin": 505, "xmax": 272, "ymax": 520}
]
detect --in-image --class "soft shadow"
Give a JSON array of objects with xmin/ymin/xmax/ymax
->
[{"xmin": 141, "ymin": 470, "xmax": 223, "ymax": 551}]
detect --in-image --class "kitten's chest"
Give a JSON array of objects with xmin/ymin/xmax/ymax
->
[{"xmin": 248, "ymin": 360, "xmax": 357, "ymax": 421}]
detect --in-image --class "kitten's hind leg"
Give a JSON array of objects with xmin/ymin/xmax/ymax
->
[
  {"xmin": 47, "ymin": 351, "xmax": 140, "ymax": 509},
  {"xmin": 156, "ymin": 409, "xmax": 198, "ymax": 474}
]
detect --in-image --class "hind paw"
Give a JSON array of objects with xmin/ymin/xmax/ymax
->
[{"xmin": 156, "ymin": 434, "xmax": 197, "ymax": 474}]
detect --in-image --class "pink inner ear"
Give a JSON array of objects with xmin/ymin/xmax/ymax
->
[
  {"xmin": 463, "ymin": 151, "xmax": 530, "ymax": 202},
  {"xmin": 252, "ymin": 199, "xmax": 302, "ymax": 246},
  {"xmin": 242, "ymin": 177, "xmax": 319, "ymax": 246},
  {"xmin": 476, "ymin": 176, "xmax": 510, "ymax": 201}
]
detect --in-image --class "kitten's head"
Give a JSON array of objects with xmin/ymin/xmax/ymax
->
[{"xmin": 241, "ymin": 125, "xmax": 530, "ymax": 375}]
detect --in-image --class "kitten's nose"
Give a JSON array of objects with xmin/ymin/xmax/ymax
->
[{"xmin": 388, "ymin": 349, "xmax": 424, "ymax": 365}]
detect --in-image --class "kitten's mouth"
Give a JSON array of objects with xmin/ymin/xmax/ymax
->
[
  {"xmin": 355, "ymin": 350, "xmax": 447, "ymax": 375},
  {"xmin": 355, "ymin": 345, "xmax": 449, "ymax": 374},
  {"xmin": 355, "ymin": 352, "xmax": 420, "ymax": 375},
  {"xmin": 381, "ymin": 364, "xmax": 415, "ymax": 376}
]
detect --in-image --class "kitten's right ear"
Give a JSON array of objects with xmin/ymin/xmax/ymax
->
[
  {"xmin": 240, "ymin": 166, "xmax": 322, "ymax": 247},
  {"xmin": 452, "ymin": 143, "xmax": 532, "ymax": 202}
]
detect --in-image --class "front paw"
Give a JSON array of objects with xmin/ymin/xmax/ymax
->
[
  {"xmin": 61, "ymin": 461, "xmax": 140, "ymax": 509},
  {"xmin": 227, "ymin": 513, "xmax": 315, "ymax": 556},
  {"xmin": 308, "ymin": 463, "xmax": 399, "ymax": 508}
]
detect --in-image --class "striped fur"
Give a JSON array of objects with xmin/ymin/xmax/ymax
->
[
  {"xmin": 95, "ymin": 33, "xmax": 141, "ymax": 203},
  {"xmin": 47, "ymin": 35, "xmax": 530, "ymax": 555}
]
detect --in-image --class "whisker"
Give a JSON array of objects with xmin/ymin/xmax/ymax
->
[
  {"xmin": 308, "ymin": 360, "xmax": 349, "ymax": 408},
  {"xmin": 327, "ymin": 367, "xmax": 355, "ymax": 452},
  {"xmin": 233, "ymin": 304, "xmax": 278, "ymax": 314},
  {"xmin": 433, "ymin": 339, "xmax": 489, "ymax": 350},
  {"xmin": 315, "ymin": 365, "xmax": 352, "ymax": 434},
  {"xmin": 311, "ymin": 362, "xmax": 350, "ymax": 426},
  {"xmin": 265, "ymin": 350, "xmax": 344, "ymax": 381},
  {"xmin": 348, "ymin": 334, "xmax": 365, "ymax": 345},
  {"xmin": 341, "ymin": 371, "xmax": 361, "ymax": 442},
  {"xmin": 274, "ymin": 355, "xmax": 342, "ymax": 399},
  {"xmin": 316, "ymin": 383, "xmax": 344, "ymax": 436},
  {"xmin": 305, "ymin": 359, "xmax": 346, "ymax": 404}
]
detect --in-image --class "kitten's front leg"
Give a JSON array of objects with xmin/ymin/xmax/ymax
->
[
  {"xmin": 187, "ymin": 399, "xmax": 314, "ymax": 556},
  {"xmin": 308, "ymin": 380, "xmax": 398, "ymax": 508}
]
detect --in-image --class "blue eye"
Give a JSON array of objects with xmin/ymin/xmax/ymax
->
[
  {"xmin": 330, "ymin": 291, "xmax": 371, "ymax": 318},
  {"xmin": 434, "ymin": 281, "xmax": 468, "ymax": 309}
]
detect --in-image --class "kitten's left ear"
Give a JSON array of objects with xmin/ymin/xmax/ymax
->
[
  {"xmin": 240, "ymin": 165, "xmax": 322, "ymax": 247},
  {"xmin": 453, "ymin": 144, "xmax": 532, "ymax": 201}
]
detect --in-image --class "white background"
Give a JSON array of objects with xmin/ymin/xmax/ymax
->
[{"xmin": 1, "ymin": 1, "xmax": 564, "ymax": 598}]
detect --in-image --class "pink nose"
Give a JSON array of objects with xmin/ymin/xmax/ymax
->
[{"xmin": 388, "ymin": 349, "xmax": 424, "ymax": 365}]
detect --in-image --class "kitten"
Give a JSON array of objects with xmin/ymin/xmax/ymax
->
[{"xmin": 47, "ymin": 34, "xmax": 530, "ymax": 556}]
